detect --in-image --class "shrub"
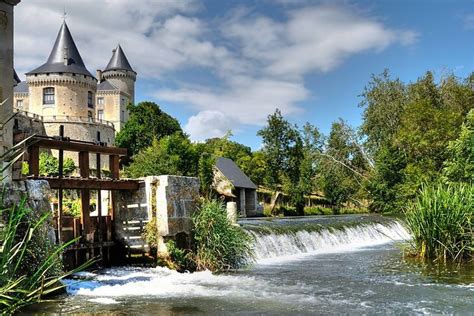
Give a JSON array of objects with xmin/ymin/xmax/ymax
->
[
  {"xmin": 0, "ymin": 196, "xmax": 88, "ymax": 313},
  {"xmin": 404, "ymin": 183, "xmax": 473, "ymax": 263},
  {"xmin": 304, "ymin": 206, "xmax": 333, "ymax": 215},
  {"xmin": 193, "ymin": 200, "xmax": 254, "ymax": 271}
]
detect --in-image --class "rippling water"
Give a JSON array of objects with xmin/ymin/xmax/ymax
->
[{"xmin": 23, "ymin": 216, "xmax": 474, "ymax": 315}]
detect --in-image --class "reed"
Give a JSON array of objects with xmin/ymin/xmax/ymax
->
[
  {"xmin": 0, "ymin": 194, "xmax": 91, "ymax": 314},
  {"xmin": 193, "ymin": 200, "xmax": 254, "ymax": 271},
  {"xmin": 404, "ymin": 183, "xmax": 473, "ymax": 263}
]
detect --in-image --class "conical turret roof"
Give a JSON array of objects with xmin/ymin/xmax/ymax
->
[
  {"xmin": 104, "ymin": 44, "xmax": 134, "ymax": 73},
  {"xmin": 26, "ymin": 21, "xmax": 94, "ymax": 78}
]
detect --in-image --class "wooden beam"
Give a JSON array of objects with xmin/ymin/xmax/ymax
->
[
  {"xmin": 33, "ymin": 138, "xmax": 128, "ymax": 155},
  {"xmin": 28, "ymin": 145, "xmax": 39, "ymax": 177},
  {"xmin": 79, "ymin": 151, "xmax": 90, "ymax": 178},
  {"xmin": 29, "ymin": 176, "xmax": 140, "ymax": 191},
  {"xmin": 80, "ymin": 189, "xmax": 91, "ymax": 240}
]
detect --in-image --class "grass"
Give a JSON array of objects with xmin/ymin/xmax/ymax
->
[
  {"xmin": 0, "ymin": 195, "xmax": 91, "ymax": 314},
  {"xmin": 404, "ymin": 182, "xmax": 473, "ymax": 263},
  {"xmin": 193, "ymin": 200, "xmax": 254, "ymax": 271}
]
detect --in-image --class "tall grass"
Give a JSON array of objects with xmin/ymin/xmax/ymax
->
[
  {"xmin": 0, "ymin": 195, "xmax": 89, "ymax": 314},
  {"xmin": 404, "ymin": 183, "xmax": 473, "ymax": 263},
  {"xmin": 193, "ymin": 200, "xmax": 254, "ymax": 271}
]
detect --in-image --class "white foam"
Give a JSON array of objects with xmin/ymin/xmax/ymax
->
[{"xmin": 250, "ymin": 221, "xmax": 410, "ymax": 264}]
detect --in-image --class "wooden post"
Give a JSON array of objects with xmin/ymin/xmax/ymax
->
[
  {"xmin": 28, "ymin": 145, "xmax": 39, "ymax": 177},
  {"xmin": 96, "ymin": 132, "xmax": 103, "ymax": 263},
  {"xmin": 57, "ymin": 125, "xmax": 64, "ymax": 243},
  {"xmin": 109, "ymin": 155, "xmax": 119, "ymax": 221},
  {"xmin": 79, "ymin": 151, "xmax": 91, "ymax": 239}
]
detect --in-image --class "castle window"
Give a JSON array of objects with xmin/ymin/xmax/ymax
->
[
  {"xmin": 43, "ymin": 87, "xmax": 55, "ymax": 105},
  {"xmin": 97, "ymin": 97, "xmax": 104, "ymax": 105},
  {"xmin": 88, "ymin": 111, "xmax": 93, "ymax": 119},
  {"xmin": 121, "ymin": 110, "xmax": 125, "ymax": 122},
  {"xmin": 98, "ymin": 110, "xmax": 104, "ymax": 120},
  {"xmin": 88, "ymin": 91, "xmax": 94, "ymax": 108},
  {"xmin": 16, "ymin": 99, "xmax": 23, "ymax": 108}
]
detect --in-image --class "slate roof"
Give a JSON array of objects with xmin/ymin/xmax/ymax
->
[
  {"xmin": 14, "ymin": 81, "xmax": 29, "ymax": 93},
  {"xmin": 215, "ymin": 157, "xmax": 257, "ymax": 189},
  {"xmin": 14, "ymin": 69, "xmax": 21, "ymax": 84},
  {"xmin": 104, "ymin": 44, "xmax": 134, "ymax": 72},
  {"xmin": 97, "ymin": 80, "xmax": 118, "ymax": 91},
  {"xmin": 26, "ymin": 22, "xmax": 94, "ymax": 78}
]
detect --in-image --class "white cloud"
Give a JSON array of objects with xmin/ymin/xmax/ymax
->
[
  {"xmin": 184, "ymin": 111, "xmax": 234, "ymax": 141},
  {"xmin": 14, "ymin": 1, "xmax": 417, "ymax": 141}
]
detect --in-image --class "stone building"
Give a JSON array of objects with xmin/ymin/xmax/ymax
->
[
  {"xmin": 0, "ymin": 0, "xmax": 21, "ymax": 179},
  {"xmin": 214, "ymin": 157, "xmax": 259, "ymax": 217},
  {"xmin": 12, "ymin": 20, "xmax": 136, "ymax": 168}
]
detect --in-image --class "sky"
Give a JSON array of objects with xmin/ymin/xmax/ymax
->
[{"xmin": 13, "ymin": 0, "xmax": 474, "ymax": 150}]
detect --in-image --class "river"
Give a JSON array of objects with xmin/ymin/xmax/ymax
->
[{"xmin": 24, "ymin": 215, "xmax": 474, "ymax": 314}]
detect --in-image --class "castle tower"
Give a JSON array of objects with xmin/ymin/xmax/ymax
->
[
  {"xmin": 96, "ymin": 45, "xmax": 136, "ymax": 132},
  {"xmin": 102, "ymin": 45, "xmax": 136, "ymax": 103},
  {"xmin": 25, "ymin": 21, "xmax": 97, "ymax": 118}
]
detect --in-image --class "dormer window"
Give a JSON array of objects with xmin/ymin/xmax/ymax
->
[
  {"xmin": 88, "ymin": 91, "xmax": 94, "ymax": 108},
  {"xmin": 43, "ymin": 87, "xmax": 55, "ymax": 105}
]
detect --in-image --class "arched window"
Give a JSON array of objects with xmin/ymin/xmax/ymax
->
[
  {"xmin": 43, "ymin": 87, "xmax": 55, "ymax": 105},
  {"xmin": 88, "ymin": 91, "xmax": 94, "ymax": 108}
]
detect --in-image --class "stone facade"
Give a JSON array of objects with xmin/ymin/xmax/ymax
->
[
  {"xmin": 26, "ymin": 73, "xmax": 97, "ymax": 118},
  {"xmin": 115, "ymin": 175, "xmax": 200, "ymax": 256},
  {"xmin": 0, "ymin": 0, "xmax": 20, "ymax": 178},
  {"xmin": 96, "ymin": 88, "xmax": 130, "ymax": 132}
]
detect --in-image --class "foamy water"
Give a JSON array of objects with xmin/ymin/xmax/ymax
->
[
  {"xmin": 53, "ymin": 219, "xmax": 473, "ymax": 314},
  {"xmin": 249, "ymin": 221, "xmax": 411, "ymax": 264}
]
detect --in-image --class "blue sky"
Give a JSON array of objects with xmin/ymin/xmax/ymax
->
[{"xmin": 14, "ymin": 0, "xmax": 474, "ymax": 150}]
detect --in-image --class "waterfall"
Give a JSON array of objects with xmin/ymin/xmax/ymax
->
[{"xmin": 244, "ymin": 220, "xmax": 410, "ymax": 264}]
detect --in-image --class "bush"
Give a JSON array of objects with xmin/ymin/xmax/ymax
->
[
  {"xmin": 304, "ymin": 206, "xmax": 333, "ymax": 215},
  {"xmin": 62, "ymin": 199, "xmax": 81, "ymax": 218},
  {"xmin": 404, "ymin": 183, "xmax": 473, "ymax": 263},
  {"xmin": 193, "ymin": 200, "xmax": 254, "ymax": 271}
]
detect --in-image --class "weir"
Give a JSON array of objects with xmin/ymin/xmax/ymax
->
[{"xmin": 240, "ymin": 216, "xmax": 410, "ymax": 263}]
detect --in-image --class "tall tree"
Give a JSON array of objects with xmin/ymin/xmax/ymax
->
[
  {"xmin": 125, "ymin": 132, "xmax": 197, "ymax": 178},
  {"xmin": 115, "ymin": 101, "xmax": 182, "ymax": 157},
  {"xmin": 258, "ymin": 109, "xmax": 304, "ymax": 213}
]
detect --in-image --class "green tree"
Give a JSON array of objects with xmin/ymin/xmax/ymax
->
[
  {"xmin": 257, "ymin": 109, "xmax": 303, "ymax": 190},
  {"xmin": 115, "ymin": 101, "xmax": 182, "ymax": 157},
  {"xmin": 258, "ymin": 109, "xmax": 304, "ymax": 213},
  {"xmin": 39, "ymin": 152, "xmax": 76, "ymax": 176},
  {"xmin": 198, "ymin": 152, "xmax": 215, "ymax": 199},
  {"xmin": 319, "ymin": 120, "xmax": 368, "ymax": 210},
  {"xmin": 125, "ymin": 133, "xmax": 197, "ymax": 178},
  {"xmin": 443, "ymin": 109, "xmax": 474, "ymax": 183}
]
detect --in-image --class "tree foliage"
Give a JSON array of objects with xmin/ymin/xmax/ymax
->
[
  {"xmin": 360, "ymin": 70, "xmax": 474, "ymax": 212},
  {"xmin": 125, "ymin": 132, "xmax": 197, "ymax": 178},
  {"xmin": 115, "ymin": 101, "xmax": 182, "ymax": 157},
  {"xmin": 39, "ymin": 152, "xmax": 75, "ymax": 176}
]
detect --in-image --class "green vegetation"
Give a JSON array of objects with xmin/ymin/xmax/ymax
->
[
  {"xmin": 39, "ymin": 152, "xmax": 76, "ymax": 176},
  {"xmin": 361, "ymin": 71, "xmax": 473, "ymax": 213},
  {"xmin": 193, "ymin": 200, "xmax": 254, "ymax": 271},
  {"xmin": 405, "ymin": 183, "xmax": 473, "ymax": 263},
  {"xmin": 0, "ymin": 195, "xmax": 87, "ymax": 314},
  {"xmin": 115, "ymin": 101, "xmax": 182, "ymax": 157}
]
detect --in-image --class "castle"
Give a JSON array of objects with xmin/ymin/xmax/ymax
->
[{"xmin": 13, "ymin": 21, "xmax": 136, "ymax": 158}]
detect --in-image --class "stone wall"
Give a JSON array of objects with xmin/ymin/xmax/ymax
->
[
  {"xmin": 115, "ymin": 175, "xmax": 200, "ymax": 256},
  {"xmin": 26, "ymin": 73, "xmax": 97, "ymax": 118},
  {"xmin": 96, "ymin": 89, "xmax": 129, "ymax": 132},
  {"xmin": 0, "ymin": 0, "xmax": 20, "ymax": 177}
]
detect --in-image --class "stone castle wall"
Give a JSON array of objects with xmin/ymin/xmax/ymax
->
[
  {"xmin": 0, "ymin": 1, "xmax": 19, "ymax": 170},
  {"xmin": 27, "ymin": 73, "xmax": 97, "ymax": 118}
]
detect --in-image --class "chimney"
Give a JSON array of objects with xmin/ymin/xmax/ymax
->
[{"xmin": 96, "ymin": 69, "xmax": 103, "ymax": 82}]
